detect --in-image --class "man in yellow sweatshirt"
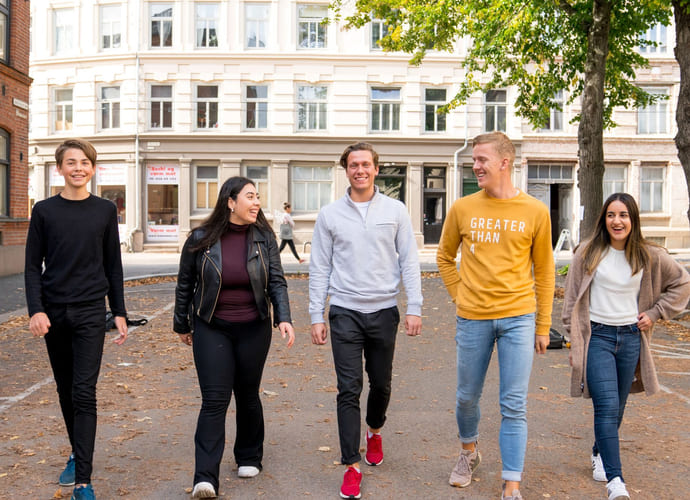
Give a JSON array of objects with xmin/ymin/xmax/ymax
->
[{"xmin": 437, "ymin": 131, "xmax": 555, "ymax": 500}]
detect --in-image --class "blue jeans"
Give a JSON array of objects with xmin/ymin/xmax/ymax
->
[
  {"xmin": 455, "ymin": 313, "xmax": 535, "ymax": 482},
  {"xmin": 586, "ymin": 321, "xmax": 641, "ymax": 483}
]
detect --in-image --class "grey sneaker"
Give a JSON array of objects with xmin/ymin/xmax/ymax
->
[
  {"xmin": 449, "ymin": 446, "xmax": 481, "ymax": 488},
  {"xmin": 502, "ymin": 483, "xmax": 524, "ymax": 500}
]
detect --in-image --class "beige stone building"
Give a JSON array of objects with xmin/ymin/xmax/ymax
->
[{"xmin": 28, "ymin": 1, "xmax": 689, "ymax": 252}]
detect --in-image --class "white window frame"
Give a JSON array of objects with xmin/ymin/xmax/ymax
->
[
  {"xmin": 194, "ymin": 165, "xmax": 218, "ymax": 211},
  {"xmin": 291, "ymin": 165, "xmax": 333, "ymax": 212},
  {"xmin": 484, "ymin": 89, "xmax": 507, "ymax": 132},
  {"xmin": 54, "ymin": 88, "xmax": 74, "ymax": 132},
  {"xmin": 540, "ymin": 90, "xmax": 564, "ymax": 132},
  {"xmin": 0, "ymin": 129, "xmax": 8, "ymax": 217},
  {"xmin": 100, "ymin": 4, "xmax": 122, "ymax": 50},
  {"xmin": 297, "ymin": 85, "xmax": 327, "ymax": 131},
  {"xmin": 0, "ymin": 0, "xmax": 8, "ymax": 63},
  {"xmin": 639, "ymin": 166, "xmax": 666, "ymax": 213},
  {"xmin": 195, "ymin": 84, "xmax": 219, "ymax": 129},
  {"xmin": 54, "ymin": 8, "xmax": 75, "ymax": 54},
  {"xmin": 639, "ymin": 22, "xmax": 668, "ymax": 54},
  {"xmin": 150, "ymin": 84, "xmax": 173, "ymax": 129},
  {"xmin": 637, "ymin": 87, "xmax": 668, "ymax": 135},
  {"xmin": 370, "ymin": 18, "xmax": 388, "ymax": 50},
  {"xmin": 195, "ymin": 2, "xmax": 219, "ymax": 48},
  {"xmin": 370, "ymin": 87, "xmax": 401, "ymax": 132},
  {"xmin": 244, "ymin": 84, "xmax": 268, "ymax": 130},
  {"xmin": 244, "ymin": 165, "xmax": 270, "ymax": 208},
  {"xmin": 150, "ymin": 3, "xmax": 173, "ymax": 48},
  {"xmin": 245, "ymin": 3, "xmax": 269, "ymax": 49},
  {"xmin": 100, "ymin": 86, "xmax": 121, "ymax": 130},
  {"xmin": 297, "ymin": 4, "xmax": 327, "ymax": 49},
  {"xmin": 602, "ymin": 166, "xmax": 627, "ymax": 200},
  {"xmin": 424, "ymin": 88, "xmax": 447, "ymax": 132}
]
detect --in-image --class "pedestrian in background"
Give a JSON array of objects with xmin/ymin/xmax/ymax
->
[
  {"xmin": 25, "ymin": 138, "xmax": 129, "ymax": 500},
  {"xmin": 174, "ymin": 176, "xmax": 295, "ymax": 499},
  {"xmin": 562, "ymin": 192, "xmax": 690, "ymax": 500},
  {"xmin": 278, "ymin": 202, "xmax": 305, "ymax": 263},
  {"xmin": 436, "ymin": 131, "xmax": 554, "ymax": 500},
  {"xmin": 310, "ymin": 142, "xmax": 422, "ymax": 499}
]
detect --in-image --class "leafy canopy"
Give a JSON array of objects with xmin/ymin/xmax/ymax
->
[{"xmin": 334, "ymin": 0, "xmax": 672, "ymax": 129}]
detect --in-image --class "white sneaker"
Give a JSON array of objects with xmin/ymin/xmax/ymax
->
[
  {"xmin": 238, "ymin": 465, "xmax": 260, "ymax": 478},
  {"xmin": 591, "ymin": 453, "xmax": 606, "ymax": 482},
  {"xmin": 192, "ymin": 481, "xmax": 217, "ymax": 498},
  {"xmin": 607, "ymin": 477, "xmax": 630, "ymax": 500}
]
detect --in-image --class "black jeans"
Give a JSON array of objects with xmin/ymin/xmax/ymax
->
[
  {"xmin": 279, "ymin": 238, "xmax": 301, "ymax": 260},
  {"xmin": 328, "ymin": 305, "xmax": 400, "ymax": 465},
  {"xmin": 192, "ymin": 315, "xmax": 272, "ymax": 490},
  {"xmin": 43, "ymin": 299, "xmax": 107, "ymax": 485}
]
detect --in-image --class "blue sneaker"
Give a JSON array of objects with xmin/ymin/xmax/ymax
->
[
  {"xmin": 59, "ymin": 454, "xmax": 75, "ymax": 486},
  {"xmin": 71, "ymin": 484, "xmax": 95, "ymax": 500}
]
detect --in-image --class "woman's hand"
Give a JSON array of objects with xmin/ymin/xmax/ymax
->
[
  {"xmin": 278, "ymin": 322, "xmax": 295, "ymax": 348},
  {"xmin": 178, "ymin": 333, "xmax": 193, "ymax": 346},
  {"xmin": 636, "ymin": 312, "xmax": 653, "ymax": 332}
]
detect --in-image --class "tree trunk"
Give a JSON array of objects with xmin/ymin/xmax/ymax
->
[
  {"xmin": 577, "ymin": 0, "xmax": 611, "ymax": 240},
  {"xmin": 673, "ymin": 1, "xmax": 690, "ymax": 229}
]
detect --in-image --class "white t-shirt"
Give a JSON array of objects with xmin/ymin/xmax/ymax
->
[
  {"xmin": 352, "ymin": 200, "xmax": 371, "ymax": 221},
  {"xmin": 589, "ymin": 247, "xmax": 643, "ymax": 325}
]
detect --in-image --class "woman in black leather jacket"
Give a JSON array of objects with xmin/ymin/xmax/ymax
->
[{"xmin": 173, "ymin": 176, "xmax": 294, "ymax": 499}]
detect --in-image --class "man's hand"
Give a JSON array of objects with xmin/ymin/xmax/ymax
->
[
  {"xmin": 311, "ymin": 322, "xmax": 328, "ymax": 345},
  {"xmin": 535, "ymin": 334, "xmax": 549, "ymax": 354},
  {"xmin": 405, "ymin": 315, "xmax": 422, "ymax": 336},
  {"xmin": 29, "ymin": 312, "xmax": 51, "ymax": 337},
  {"xmin": 278, "ymin": 322, "xmax": 295, "ymax": 348},
  {"xmin": 113, "ymin": 316, "xmax": 128, "ymax": 345}
]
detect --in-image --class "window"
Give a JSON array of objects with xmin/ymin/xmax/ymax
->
[
  {"xmin": 484, "ymin": 90, "xmax": 507, "ymax": 132},
  {"xmin": 54, "ymin": 88, "xmax": 73, "ymax": 132},
  {"xmin": 0, "ymin": 0, "xmax": 8, "ymax": 63},
  {"xmin": 245, "ymin": 165, "xmax": 269, "ymax": 206},
  {"xmin": 0, "ymin": 129, "xmax": 8, "ymax": 216},
  {"xmin": 246, "ymin": 3, "xmax": 269, "ymax": 49},
  {"xmin": 291, "ymin": 166, "xmax": 332, "ymax": 211},
  {"xmin": 196, "ymin": 3, "xmax": 219, "ymax": 48},
  {"xmin": 425, "ymin": 88, "xmax": 447, "ymax": 132},
  {"xmin": 298, "ymin": 4, "xmax": 327, "ymax": 49},
  {"xmin": 640, "ymin": 166, "xmax": 665, "ymax": 213},
  {"xmin": 603, "ymin": 166, "xmax": 627, "ymax": 200},
  {"xmin": 371, "ymin": 18, "xmax": 388, "ymax": 50},
  {"xmin": 540, "ymin": 90, "xmax": 564, "ymax": 132},
  {"xmin": 462, "ymin": 167, "xmax": 480, "ymax": 197},
  {"xmin": 151, "ymin": 3, "xmax": 173, "ymax": 48},
  {"xmin": 150, "ymin": 85, "xmax": 173, "ymax": 128},
  {"xmin": 297, "ymin": 85, "xmax": 327, "ymax": 131},
  {"xmin": 54, "ymin": 8, "xmax": 75, "ymax": 54},
  {"xmin": 375, "ymin": 166, "xmax": 406, "ymax": 202},
  {"xmin": 371, "ymin": 87, "xmax": 401, "ymax": 132},
  {"xmin": 196, "ymin": 85, "xmax": 219, "ymax": 129},
  {"xmin": 100, "ymin": 86, "xmax": 121, "ymax": 130},
  {"xmin": 639, "ymin": 22, "xmax": 667, "ymax": 54},
  {"xmin": 100, "ymin": 4, "xmax": 122, "ymax": 50},
  {"xmin": 195, "ymin": 166, "xmax": 218, "ymax": 210},
  {"xmin": 245, "ymin": 85, "xmax": 268, "ymax": 130},
  {"xmin": 638, "ymin": 87, "xmax": 668, "ymax": 134},
  {"xmin": 527, "ymin": 163, "xmax": 573, "ymax": 181}
]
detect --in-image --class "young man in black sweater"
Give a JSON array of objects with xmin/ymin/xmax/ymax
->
[{"xmin": 25, "ymin": 139, "xmax": 128, "ymax": 500}]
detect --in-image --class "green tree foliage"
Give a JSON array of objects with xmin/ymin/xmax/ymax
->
[{"xmin": 336, "ymin": 0, "xmax": 673, "ymax": 238}]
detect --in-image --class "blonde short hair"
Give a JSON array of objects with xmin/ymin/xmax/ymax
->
[{"xmin": 472, "ymin": 131, "xmax": 515, "ymax": 164}]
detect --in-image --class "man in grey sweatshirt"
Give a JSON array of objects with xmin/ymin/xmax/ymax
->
[{"xmin": 310, "ymin": 142, "xmax": 423, "ymax": 499}]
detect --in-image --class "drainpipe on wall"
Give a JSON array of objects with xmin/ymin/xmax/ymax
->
[{"xmin": 452, "ymin": 103, "xmax": 470, "ymax": 202}]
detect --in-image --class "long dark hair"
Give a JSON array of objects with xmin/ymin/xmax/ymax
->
[
  {"xmin": 188, "ymin": 176, "xmax": 272, "ymax": 251},
  {"xmin": 581, "ymin": 192, "xmax": 653, "ymax": 275}
]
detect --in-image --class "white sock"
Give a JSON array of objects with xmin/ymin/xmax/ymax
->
[{"xmin": 367, "ymin": 430, "xmax": 380, "ymax": 439}]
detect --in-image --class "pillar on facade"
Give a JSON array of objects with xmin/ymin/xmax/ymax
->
[
  {"xmin": 408, "ymin": 161, "xmax": 423, "ymax": 247},
  {"xmin": 220, "ymin": 159, "xmax": 241, "ymax": 182},
  {"xmin": 270, "ymin": 160, "xmax": 289, "ymax": 214},
  {"xmin": 178, "ymin": 159, "xmax": 191, "ymax": 251}
]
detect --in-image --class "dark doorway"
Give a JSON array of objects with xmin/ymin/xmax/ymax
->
[{"xmin": 423, "ymin": 167, "xmax": 446, "ymax": 244}]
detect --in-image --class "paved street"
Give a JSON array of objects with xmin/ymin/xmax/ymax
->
[{"xmin": 0, "ymin": 272, "xmax": 688, "ymax": 499}]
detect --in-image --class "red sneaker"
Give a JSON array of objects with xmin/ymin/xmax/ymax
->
[
  {"xmin": 339, "ymin": 466, "xmax": 362, "ymax": 499},
  {"xmin": 365, "ymin": 432, "xmax": 383, "ymax": 466}
]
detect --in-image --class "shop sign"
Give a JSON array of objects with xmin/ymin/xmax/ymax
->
[
  {"xmin": 49, "ymin": 165, "xmax": 65, "ymax": 186},
  {"xmin": 147, "ymin": 165, "xmax": 179, "ymax": 184},
  {"xmin": 98, "ymin": 164, "xmax": 127, "ymax": 185},
  {"xmin": 146, "ymin": 224, "xmax": 179, "ymax": 241}
]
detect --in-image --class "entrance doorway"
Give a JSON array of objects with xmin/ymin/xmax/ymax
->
[
  {"xmin": 528, "ymin": 183, "xmax": 573, "ymax": 247},
  {"xmin": 423, "ymin": 167, "xmax": 446, "ymax": 244}
]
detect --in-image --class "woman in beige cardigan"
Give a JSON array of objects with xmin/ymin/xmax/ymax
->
[{"xmin": 562, "ymin": 193, "xmax": 690, "ymax": 500}]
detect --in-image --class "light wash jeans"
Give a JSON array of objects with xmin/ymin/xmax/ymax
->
[{"xmin": 455, "ymin": 313, "xmax": 535, "ymax": 482}]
